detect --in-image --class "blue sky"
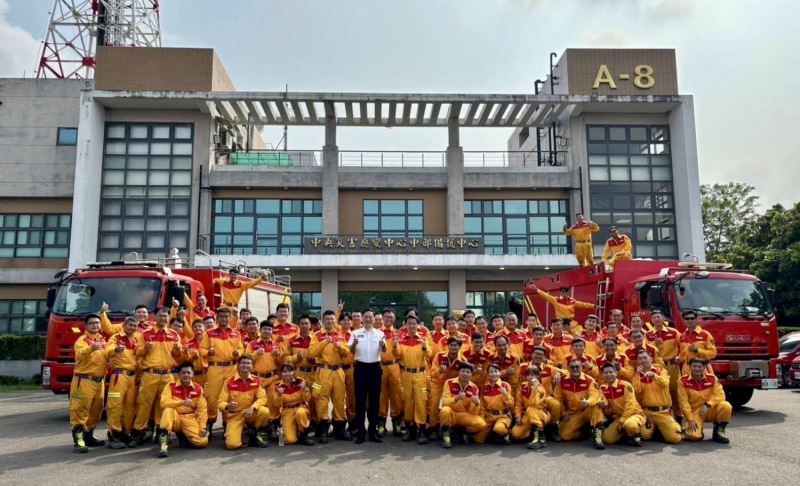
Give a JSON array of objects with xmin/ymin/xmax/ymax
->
[{"xmin": 3, "ymin": 0, "xmax": 798, "ymax": 207}]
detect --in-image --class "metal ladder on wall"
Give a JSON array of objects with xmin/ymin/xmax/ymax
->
[{"xmin": 595, "ymin": 277, "xmax": 611, "ymax": 325}]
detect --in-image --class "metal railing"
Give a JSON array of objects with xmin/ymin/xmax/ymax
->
[
  {"xmin": 463, "ymin": 150, "xmax": 567, "ymax": 167},
  {"xmin": 339, "ymin": 150, "xmax": 446, "ymax": 167},
  {"xmin": 229, "ymin": 150, "xmax": 322, "ymax": 167}
]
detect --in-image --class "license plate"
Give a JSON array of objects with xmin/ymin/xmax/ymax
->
[{"xmin": 761, "ymin": 378, "xmax": 779, "ymax": 389}]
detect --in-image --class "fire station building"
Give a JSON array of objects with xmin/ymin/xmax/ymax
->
[{"xmin": 0, "ymin": 47, "xmax": 704, "ymax": 332}]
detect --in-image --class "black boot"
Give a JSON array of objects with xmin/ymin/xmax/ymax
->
[
  {"xmin": 107, "ymin": 431, "xmax": 127, "ymax": 450},
  {"xmin": 84, "ymin": 428, "xmax": 106, "ymax": 447},
  {"xmin": 547, "ymin": 423, "xmax": 562, "ymax": 442},
  {"xmin": 318, "ymin": 420, "xmax": 330, "ymax": 444},
  {"xmin": 206, "ymin": 421, "xmax": 214, "ymax": 438},
  {"xmin": 712, "ymin": 422, "xmax": 730, "ymax": 444},
  {"xmin": 146, "ymin": 420, "xmax": 156, "ymax": 443},
  {"xmin": 334, "ymin": 420, "xmax": 352, "ymax": 440},
  {"xmin": 429, "ymin": 426, "xmax": 440, "ymax": 441},
  {"xmin": 402, "ymin": 423, "xmax": 417, "ymax": 442},
  {"xmin": 71, "ymin": 427, "xmax": 88, "ymax": 453},
  {"xmin": 441, "ymin": 427, "xmax": 452, "ymax": 449},
  {"xmin": 377, "ymin": 417, "xmax": 387, "ymax": 438},
  {"xmin": 593, "ymin": 426, "xmax": 606, "ymax": 450},
  {"xmin": 392, "ymin": 416, "xmax": 405, "ymax": 437},
  {"xmin": 253, "ymin": 427, "xmax": 269, "ymax": 448},
  {"xmin": 528, "ymin": 427, "xmax": 546, "ymax": 450},
  {"xmin": 632, "ymin": 433, "xmax": 642, "ymax": 447},
  {"xmin": 128, "ymin": 429, "xmax": 146, "ymax": 448},
  {"xmin": 299, "ymin": 428, "xmax": 315, "ymax": 446},
  {"xmin": 158, "ymin": 429, "xmax": 170, "ymax": 457},
  {"xmin": 268, "ymin": 420, "xmax": 279, "ymax": 440},
  {"xmin": 417, "ymin": 425, "xmax": 430, "ymax": 445}
]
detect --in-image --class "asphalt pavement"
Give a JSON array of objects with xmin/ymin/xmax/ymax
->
[{"xmin": 0, "ymin": 389, "xmax": 796, "ymax": 486}]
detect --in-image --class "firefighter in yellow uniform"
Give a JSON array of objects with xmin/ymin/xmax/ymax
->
[
  {"xmin": 337, "ymin": 312, "xmax": 358, "ymax": 434},
  {"xmin": 678, "ymin": 358, "xmax": 732, "ymax": 443},
  {"xmin": 633, "ymin": 349, "xmax": 682, "ymax": 444},
  {"xmin": 439, "ymin": 363, "xmax": 486, "ymax": 449},
  {"xmin": 131, "ymin": 307, "xmax": 183, "ymax": 446},
  {"xmin": 598, "ymin": 362, "xmax": 646, "ymax": 446},
  {"xmin": 531, "ymin": 285, "xmax": 595, "ymax": 330},
  {"xmin": 69, "ymin": 313, "xmax": 108, "ymax": 453},
  {"xmin": 602, "ymin": 226, "xmax": 633, "ymax": 270},
  {"xmin": 105, "ymin": 316, "xmax": 140, "ymax": 449},
  {"xmin": 285, "ymin": 315, "xmax": 317, "ymax": 424},
  {"xmin": 554, "ymin": 357, "xmax": 605, "ymax": 448},
  {"xmin": 392, "ymin": 314, "xmax": 434, "ymax": 444},
  {"xmin": 624, "ymin": 329, "xmax": 666, "ymax": 374},
  {"xmin": 679, "ymin": 310, "xmax": 717, "ymax": 375},
  {"xmin": 510, "ymin": 365, "xmax": 551, "ymax": 450},
  {"xmin": 213, "ymin": 268, "xmax": 263, "ymax": 323},
  {"xmin": 218, "ymin": 355, "xmax": 270, "ymax": 449},
  {"xmin": 377, "ymin": 311, "xmax": 404, "ymax": 437},
  {"xmin": 523, "ymin": 346, "xmax": 565, "ymax": 432},
  {"xmin": 429, "ymin": 337, "xmax": 464, "ymax": 439},
  {"xmin": 560, "ymin": 337, "xmax": 600, "ymax": 380},
  {"xmin": 268, "ymin": 364, "xmax": 315, "ymax": 446},
  {"xmin": 158, "ymin": 363, "xmax": 209, "ymax": 457},
  {"xmin": 578, "ymin": 315, "xmax": 604, "ymax": 358},
  {"xmin": 183, "ymin": 319, "xmax": 208, "ymax": 387},
  {"xmin": 645, "ymin": 310, "xmax": 681, "ymax": 404},
  {"xmin": 491, "ymin": 335, "xmax": 521, "ymax": 393},
  {"xmin": 246, "ymin": 319, "xmax": 285, "ymax": 437},
  {"xmin": 475, "ymin": 364, "xmax": 515, "ymax": 444},
  {"xmin": 200, "ymin": 307, "xmax": 244, "ymax": 435},
  {"xmin": 563, "ymin": 213, "xmax": 600, "ymax": 267},
  {"xmin": 309, "ymin": 309, "xmax": 351, "ymax": 443}
]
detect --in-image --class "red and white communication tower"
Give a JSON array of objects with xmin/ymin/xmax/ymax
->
[{"xmin": 36, "ymin": 0, "xmax": 162, "ymax": 79}]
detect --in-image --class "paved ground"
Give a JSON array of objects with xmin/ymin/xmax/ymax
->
[{"xmin": 0, "ymin": 389, "xmax": 796, "ymax": 486}]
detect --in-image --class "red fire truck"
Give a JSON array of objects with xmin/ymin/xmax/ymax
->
[
  {"xmin": 522, "ymin": 259, "xmax": 780, "ymax": 408},
  {"xmin": 41, "ymin": 259, "xmax": 292, "ymax": 394}
]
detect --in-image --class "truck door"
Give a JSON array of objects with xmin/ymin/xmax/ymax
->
[{"xmin": 638, "ymin": 281, "xmax": 671, "ymax": 319}]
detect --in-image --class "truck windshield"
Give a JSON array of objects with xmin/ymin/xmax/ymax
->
[
  {"xmin": 675, "ymin": 278, "xmax": 772, "ymax": 316},
  {"xmin": 52, "ymin": 277, "xmax": 161, "ymax": 316}
]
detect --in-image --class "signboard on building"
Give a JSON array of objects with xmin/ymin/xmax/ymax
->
[
  {"xmin": 563, "ymin": 48, "xmax": 679, "ymax": 96},
  {"xmin": 303, "ymin": 236, "xmax": 485, "ymax": 255}
]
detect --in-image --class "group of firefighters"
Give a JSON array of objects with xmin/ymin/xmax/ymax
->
[{"xmin": 68, "ymin": 267, "xmax": 732, "ymax": 457}]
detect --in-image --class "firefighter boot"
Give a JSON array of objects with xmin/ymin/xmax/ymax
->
[
  {"xmin": 712, "ymin": 422, "xmax": 730, "ymax": 444},
  {"xmin": 128, "ymin": 429, "xmax": 146, "ymax": 448},
  {"xmin": 417, "ymin": 425, "xmax": 430, "ymax": 445},
  {"xmin": 299, "ymin": 428, "xmax": 315, "ymax": 446},
  {"xmin": 528, "ymin": 427, "xmax": 545, "ymax": 451},
  {"xmin": 441, "ymin": 427, "xmax": 452, "ymax": 449},
  {"xmin": 158, "ymin": 429, "xmax": 169, "ymax": 458},
  {"xmin": 593, "ymin": 426, "xmax": 606, "ymax": 450},
  {"xmin": 72, "ymin": 427, "xmax": 88, "ymax": 453},
  {"xmin": 254, "ymin": 427, "xmax": 269, "ymax": 448},
  {"xmin": 318, "ymin": 420, "xmax": 330, "ymax": 444},
  {"xmin": 376, "ymin": 418, "xmax": 387, "ymax": 438},
  {"xmin": 392, "ymin": 415, "xmax": 405, "ymax": 437},
  {"xmin": 108, "ymin": 431, "xmax": 127, "ymax": 450},
  {"xmin": 84, "ymin": 429, "xmax": 106, "ymax": 447},
  {"xmin": 402, "ymin": 423, "xmax": 417, "ymax": 442},
  {"xmin": 632, "ymin": 433, "xmax": 643, "ymax": 447}
]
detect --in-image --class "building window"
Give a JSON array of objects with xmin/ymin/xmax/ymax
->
[
  {"xmin": 0, "ymin": 300, "xmax": 48, "ymax": 334},
  {"xmin": 0, "ymin": 214, "xmax": 70, "ymax": 258},
  {"xmin": 212, "ymin": 199, "xmax": 322, "ymax": 255},
  {"xmin": 363, "ymin": 200, "xmax": 424, "ymax": 238},
  {"xmin": 337, "ymin": 291, "xmax": 448, "ymax": 325},
  {"xmin": 97, "ymin": 123, "xmax": 194, "ymax": 261},
  {"xmin": 586, "ymin": 125, "xmax": 678, "ymax": 259},
  {"xmin": 464, "ymin": 199, "xmax": 569, "ymax": 255},
  {"xmin": 57, "ymin": 127, "xmax": 78, "ymax": 146},
  {"xmin": 466, "ymin": 291, "xmax": 523, "ymax": 319},
  {"xmin": 292, "ymin": 292, "xmax": 322, "ymax": 317}
]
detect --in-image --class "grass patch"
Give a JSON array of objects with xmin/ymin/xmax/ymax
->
[{"xmin": 0, "ymin": 384, "xmax": 42, "ymax": 392}]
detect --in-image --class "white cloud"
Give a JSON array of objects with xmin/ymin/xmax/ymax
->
[
  {"xmin": 582, "ymin": 29, "xmax": 629, "ymax": 46},
  {"xmin": 0, "ymin": 0, "xmax": 40, "ymax": 77},
  {"xmin": 501, "ymin": 0, "xmax": 549, "ymax": 10},
  {"xmin": 640, "ymin": 0, "xmax": 696, "ymax": 22}
]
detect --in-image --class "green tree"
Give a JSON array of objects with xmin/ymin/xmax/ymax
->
[
  {"xmin": 701, "ymin": 182, "xmax": 759, "ymax": 261},
  {"xmin": 729, "ymin": 203, "xmax": 800, "ymax": 323}
]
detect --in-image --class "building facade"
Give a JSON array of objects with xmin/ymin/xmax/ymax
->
[{"xmin": 0, "ymin": 47, "xmax": 703, "ymax": 332}]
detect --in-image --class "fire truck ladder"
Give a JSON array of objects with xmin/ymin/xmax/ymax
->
[{"xmin": 595, "ymin": 277, "xmax": 611, "ymax": 324}]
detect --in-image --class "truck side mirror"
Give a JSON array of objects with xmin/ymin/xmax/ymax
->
[
  {"xmin": 766, "ymin": 287, "xmax": 777, "ymax": 311},
  {"xmin": 46, "ymin": 287, "xmax": 57, "ymax": 309}
]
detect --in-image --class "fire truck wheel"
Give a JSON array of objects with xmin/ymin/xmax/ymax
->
[{"xmin": 724, "ymin": 387, "xmax": 754, "ymax": 409}]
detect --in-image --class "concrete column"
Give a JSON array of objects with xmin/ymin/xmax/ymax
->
[
  {"xmin": 322, "ymin": 116, "xmax": 339, "ymax": 235},
  {"xmin": 68, "ymin": 92, "xmax": 105, "ymax": 270},
  {"xmin": 448, "ymin": 269, "xmax": 466, "ymax": 311},
  {"xmin": 196, "ymin": 118, "xmax": 214, "ymax": 253},
  {"xmin": 321, "ymin": 269, "xmax": 339, "ymax": 311},
  {"xmin": 669, "ymin": 96, "xmax": 705, "ymax": 261},
  {"xmin": 446, "ymin": 118, "xmax": 464, "ymax": 234}
]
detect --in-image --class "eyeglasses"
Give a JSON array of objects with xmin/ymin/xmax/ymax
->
[{"xmin": 568, "ymin": 365, "xmax": 582, "ymax": 370}]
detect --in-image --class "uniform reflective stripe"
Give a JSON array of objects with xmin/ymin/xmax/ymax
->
[
  {"xmin": 311, "ymin": 383, "xmax": 323, "ymax": 390},
  {"xmin": 107, "ymin": 392, "xmax": 122, "ymax": 398}
]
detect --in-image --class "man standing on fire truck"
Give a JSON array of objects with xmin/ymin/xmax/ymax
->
[{"xmin": 563, "ymin": 213, "xmax": 600, "ymax": 267}]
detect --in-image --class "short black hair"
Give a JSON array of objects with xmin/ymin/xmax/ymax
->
[
  {"xmin": 135, "ymin": 304, "xmax": 148, "ymax": 311},
  {"xmin": 463, "ymin": 310, "xmax": 476, "ymax": 317},
  {"xmin": 447, "ymin": 337, "xmax": 461, "ymax": 346},
  {"xmin": 276, "ymin": 303, "xmax": 290, "ymax": 311},
  {"xmin": 471, "ymin": 333, "xmax": 484, "ymax": 341},
  {"xmin": 338, "ymin": 311, "xmax": 351, "ymax": 322},
  {"xmin": 259, "ymin": 319, "xmax": 273, "ymax": 330},
  {"xmin": 84, "ymin": 313, "xmax": 100, "ymax": 324},
  {"xmin": 178, "ymin": 361, "xmax": 194, "ymax": 371},
  {"xmin": 601, "ymin": 362, "xmax": 617, "ymax": 371},
  {"xmin": 458, "ymin": 362, "xmax": 474, "ymax": 371},
  {"xmin": 322, "ymin": 310, "xmax": 336, "ymax": 318}
]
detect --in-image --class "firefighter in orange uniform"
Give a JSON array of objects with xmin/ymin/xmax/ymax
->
[
  {"xmin": 543, "ymin": 318, "xmax": 575, "ymax": 366},
  {"xmin": 218, "ymin": 355, "xmax": 270, "ymax": 449},
  {"xmin": 602, "ymin": 226, "xmax": 633, "ymax": 271},
  {"xmin": 554, "ymin": 357, "xmax": 605, "ymax": 448},
  {"xmin": 69, "ymin": 314, "xmax": 108, "ymax": 453},
  {"xmin": 679, "ymin": 310, "xmax": 717, "ymax": 374},
  {"xmin": 560, "ymin": 337, "xmax": 599, "ymax": 379},
  {"xmin": 461, "ymin": 333, "xmax": 493, "ymax": 388},
  {"xmin": 522, "ymin": 326, "xmax": 552, "ymax": 362},
  {"xmin": 309, "ymin": 309, "xmax": 351, "ymax": 443},
  {"xmin": 437, "ymin": 315, "xmax": 471, "ymax": 354},
  {"xmin": 563, "ymin": 212, "xmax": 600, "ymax": 267},
  {"xmin": 645, "ymin": 310, "xmax": 681, "ymax": 408},
  {"xmin": 199, "ymin": 307, "xmax": 244, "ymax": 436},
  {"xmin": 105, "ymin": 316, "xmax": 140, "ymax": 449},
  {"xmin": 393, "ymin": 314, "xmax": 434, "ymax": 443},
  {"xmin": 285, "ymin": 315, "xmax": 317, "ymax": 424},
  {"xmin": 430, "ymin": 313, "xmax": 447, "ymax": 355},
  {"xmin": 213, "ymin": 268, "xmax": 264, "ymax": 319},
  {"xmin": 522, "ymin": 346, "xmax": 564, "ymax": 441},
  {"xmin": 633, "ymin": 349, "xmax": 682, "ymax": 444},
  {"xmin": 183, "ymin": 319, "xmax": 208, "ymax": 387},
  {"xmin": 530, "ymin": 285, "xmax": 596, "ymax": 326},
  {"xmin": 240, "ymin": 316, "xmax": 260, "ymax": 348},
  {"xmin": 678, "ymin": 358, "xmax": 732, "ymax": 443},
  {"xmin": 510, "ymin": 365, "xmax": 551, "ymax": 450},
  {"xmin": 247, "ymin": 319, "xmax": 285, "ymax": 437},
  {"xmin": 598, "ymin": 362, "xmax": 645, "ymax": 447},
  {"xmin": 491, "ymin": 335, "xmax": 521, "ymax": 393},
  {"xmin": 377, "ymin": 309, "xmax": 404, "ymax": 437},
  {"xmin": 624, "ymin": 329, "xmax": 665, "ymax": 374},
  {"xmin": 157, "ymin": 363, "xmax": 209, "ymax": 457},
  {"xmin": 429, "ymin": 337, "xmax": 464, "ymax": 439},
  {"xmin": 475, "ymin": 364, "xmax": 515, "ymax": 444},
  {"xmin": 337, "ymin": 311, "xmax": 358, "ymax": 434},
  {"xmin": 131, "ymin": 307, "xmax": 183, "ymax": 447},
  {"xmin": 495, "ymin": 312, "xmax": 527, "ymax": 358},
  {"xmin": 268, "ymin": 364, "xmax": 315, "ymax": 446},
  {"xmin": 439, "ymin": 362, "xmax": 486, "ymax": 449},
  {"xmin": 579, "ymin": 315, "xmax": 604, "ymax": 358},
  {"xmin": 596, "ymin": 337, "xmax": 634, "ymax": 382},
  {"xmin": 272, "ymin": 302, "xmax": 299, "ymax": 343}
]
